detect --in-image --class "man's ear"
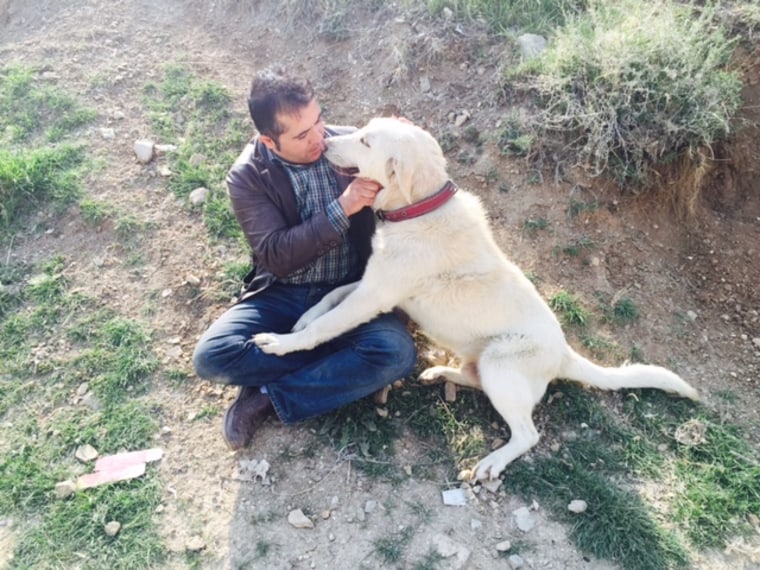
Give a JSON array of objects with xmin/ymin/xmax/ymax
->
[
  {"xmin": 385, "ymin": 156, "xmax": 414, "ymax": 204},
  {"xmin": 260, "ymin": 134, "xmax": 278, "ymax": 151}
]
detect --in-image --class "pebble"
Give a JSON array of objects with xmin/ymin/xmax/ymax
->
[
  {"xmin": 431, "ymin": 534, "xmax": 471, "ymax": 568},
  {"xmin": 99, "ymin": 127, "xmax": 115, "ymax": 139},
  {"xmin": 288, "ymin": 509, "xmax": 314, "ymax": 529},
  {"xmin": 75, "ymin": 444, "xmax": 99, "ymax": 463},
  {"xmin": 104, "ymin": 521, "xmax": 121, "ymax": 537},
  {"xmin": 495, "ymin": 539, "xmax": 512, "ymax": 552},
  {"xmin": 76, "ymin": 382, "xmax": 89, "ymax": 396},
  {"xmin": 508, "ymin": 554, "xmax": 526, "ymax": 569},
  {"xmin": 753, "ymin": 338, "xmax": 760, "ymax": 350},
  {"xmin": 55, "ymin": 480, "xmax": 76, "ymax": 499},
  {"xmin": 568, "ymin": 500, "xmax": 588, "ymax": 514},
  {"xmin": 512, "ymin": 506, "xmax": 536, "ymax": 532},
  {"xmin": 189, "ymin": 186, "xmax": 209, "ymax": 206},
  {"xmin": 133, "ymin": 139, "xmax": 154, "ymax": 163},
  {"xmin": 185, "ymin": 535, "xmax": 206, "ymax": 552}
]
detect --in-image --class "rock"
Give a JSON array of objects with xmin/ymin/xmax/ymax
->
[
  {"xmin": 512, "ymin": 506, "xmax": 536, "ymax": 533},
  {"xmin": 517, "ymin": 33, "xmax": 547, "ymax": 58},
  {"xmin": 76, "ymin": 382, "xmax": 89, "ymax": 396},
  {"xmin": 470, "ymin": 518, "xmax": 482, "ymax": 530},
  {"xmin": 104, "ymin": 521, "xmax": 121, "ymax": 537},
  {"xmin": 508, "ymin": 554, "xmax": 526, "ymax": 569},
  {"xmin": 189, "ymin": 186, "xmax": 209, "ymax": 206},
  {"xmin": 80, "ymin": 392, "xmax": 102, "ymax": 411},
  {"xmin": 133, "ymin": 139, "xmax": 154, "ymax": 163},
  {"xmin": 288, "ymin": 509, "xmax": 314, "ymax": 529},
  {"xmin": 420, "ymin": 76, "xmax": 431, "ymax": 93},
  {"xmin": 364, "ymin": 500, "xmax": 377, "ymax": 514},
  {"xmin": 481, "ymin": 478, "xmax": 502, "ymax": 494},
  {"xmin": 753, "ymin": 338, "xmax": 760, "ymax": 350},
  {"xmin": 687, "ymin": 310, "xmax": 698, "ymax": 321},
  {"xmin": 568, "ymin": 500, "xmax": 588, "ymax": 514},
  {"xmin": 158, "ymin": 164, "xmax": 172, "ymax": 177},
  {"xmin": 75, "ymin": 444, "xmax": 99, "ymax": 463},
  {"xmin": 454, "ymin": 110, "xmax": 470, "ymax": 127},
  {"xmin": 99, "ymin": 128, "xmax": 115, "ymax": 139},
  {"xmin": 55, "ymin": 480, "xmax": 76, "ymax": 499},
  {"xmin": 431, "ymin": 534, "xmax": 471, "ymax": 568},
  {"xmin": 495, "ymin": 539, "xmax": 512, "ymax": 552}
]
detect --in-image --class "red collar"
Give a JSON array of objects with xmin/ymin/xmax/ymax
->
[{"xmin": 376, "ymin": 181, "xmax": 458, "ymax": 222}]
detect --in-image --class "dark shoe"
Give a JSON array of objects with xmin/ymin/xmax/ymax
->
[{"xmin": 222, "ymin": 386, "xmax": 274, "ymax": 451}]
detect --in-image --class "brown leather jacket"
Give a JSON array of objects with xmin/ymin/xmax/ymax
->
[{"xmin": 226, "ymin": 126, "xmax": 375, "ymax": 299}]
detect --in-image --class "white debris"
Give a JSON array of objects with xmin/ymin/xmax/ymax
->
[{"xmin": 442, "ymin": 488, "xmax": 468, "ymax": 506}]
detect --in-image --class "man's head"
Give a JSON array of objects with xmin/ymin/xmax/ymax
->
[{"xmin": 248, "ymin": 68, "xmax": 326, "ymax": 164}]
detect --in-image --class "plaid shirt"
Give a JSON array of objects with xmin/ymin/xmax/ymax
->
[{"xmin": 270, "ymin": 150, "xmax": 357, "ymax": 285}]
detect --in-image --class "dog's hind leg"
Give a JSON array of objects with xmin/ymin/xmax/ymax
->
[
  {"xmin": 473, "ymin": 354, "xmax": 550, "ymax": 481},
  {"xmin": 418, "ymin": 362, "xmax": 481, "ymax": 389}
]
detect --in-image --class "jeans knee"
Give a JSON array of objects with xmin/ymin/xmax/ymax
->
[
  {"xmin": 366, "ymin": 326, "xmax": 417, "ymax": 377},
  {"xmin": 192, "ymin": 342, "xmax": 222, "ymax": 381}
]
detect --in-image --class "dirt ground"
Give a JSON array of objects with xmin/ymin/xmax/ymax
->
[{"xmin": 1, "ymin": 0, "xmax": 759, "ymax": 568}]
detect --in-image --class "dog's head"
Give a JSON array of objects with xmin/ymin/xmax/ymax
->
[{"xmin": 325, "ymin": 118, "xmax": 448, "ymax": 210}]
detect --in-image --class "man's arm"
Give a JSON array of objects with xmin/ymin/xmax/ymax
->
[{"xmin": 227, "ymin": 157, "xmax": 343, "ymax": 278}]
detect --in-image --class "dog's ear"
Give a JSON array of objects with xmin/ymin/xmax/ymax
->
[{"xmin": 385, "ymin": 156, "xmax": 414, "ymax": 204}]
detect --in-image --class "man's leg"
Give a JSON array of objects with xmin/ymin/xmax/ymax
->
[{"xmin": 265, "ymin": 312, "xmax": 416, "ymax": 423}]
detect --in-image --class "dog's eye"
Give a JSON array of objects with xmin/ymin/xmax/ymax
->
[{"xmin": 360, "ymin": 137, "xmax": 370, "ymax": 148}]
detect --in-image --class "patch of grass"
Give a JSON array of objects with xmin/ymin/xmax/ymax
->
[
  {"xmin": 557, "ymin": 235, "xmax": 595, "ymax": 257},
  {"xmin": 79, "ymin": 198, "xmax": 117, "ymax": 226},
  {"xmin": 0, "ymin": 253, "xmax": 165, "ymax": 568},
  {"xmin": 0, "ymin": 144, "xmax": 86, "ymax": 233},
  {"xmin": 10, "ymin": 476, "xmax": 165, "ymax": 570},
  {"xmin": 142, "ymin": 64, "xmax": 249, "ymax": 241},
  {"xmin": 422, "ymin": 0, "xmax": 586, "ymax": 35},
  {"xmin": 522, "ymin": 217, "xmax": 549, "ymax": 233},
  {"xmin": 0, "ymin": 65, "xmax": 95, "ymax": 144},
  {"xmin": 549, "ymin": 290, "xmax": 591, "ymax": 327},
  {"xmin": 373, "ymin": 525, "xmax": 415, "ymax": 564},
  {"xmin": 511, "ymin": 0, "xmax": 742, "ymax": 189}
]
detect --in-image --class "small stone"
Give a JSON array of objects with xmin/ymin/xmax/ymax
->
[
  {"xmin": 133, "ymin": 139, "xmax": 154, "ymax": 163},
  {"xmin": 328, "ymin": 532, "xmax": 336, "ymax": 542},
  {"xmin": 517, "ymin": 33, "xmax": 547, "ymax": 58},
  {"xmin": 481, "ymin": 478, "xmax": 502, "ymax": 494},
  {"xmin": 55, "ymin": 480, "xmax": 77, "ymax": 499},
  {"xmin": 154, "ymin": 144, "xmax": 177, "ymax": 155},
  {"xmin": 189, "ymin": 187, "xmax": 209, "ymax": 206},
  {"xmin": 470, "ymin": 518, "xmax": 482, "ymax": 530},
  {"xmin": 512, "ymin": 506, "xmax": 536, "ymax": 533},
  {"xmin": 568, "ymin": 500, "xmax": 588, "ymax": 514},
  {"xmin": 753, "ymin": 338, "xmax": 760, "ymax": 350},
  {"xmin": 75, "ymin": 444, "xmax": 99, "ymax": 463},
  {"xmin": 158, "ymin": 164, "xmax": 172, "ymax": 177},
  {"xmin": 420, "ymin": 76, "xmax": 431, "ymax": 93},
  {"xmin": 99, "ymin": 128, "xmax": 115, "ymax": 139},
  {"xmin": 76, "ymin": 382, "xmax": 89, "ymax": 396},
  {"xmin": 508, "ymin": 554, "xmax": 526, "ymax": 569},
  {"xmin": 454, "ymin": 110, "xmax": 471, "ymax": 127},
  {"xmin": 104, "ymin": 521, "xmax": 121, "ymax": 537},
  {"xmin": 288, "ymin": 509, "xmax": 314, "ymax": 529},
  {"xmin": 80, "ymin": 392, "xmax": 102, "ymax": 411},
  {"xmin": 687, "ymin": 310, "xmax": 698, "ymax": 321},
  {"xmin": 364, "ymin": 500, "xmax": 377, "ymax": 514},
  {"xmin": 495, "ymin": 539, "xmax": 512, "ymax": 552}
]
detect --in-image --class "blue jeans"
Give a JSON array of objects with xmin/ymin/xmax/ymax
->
[{"xmin": 192, "ymin": 283, "xmax": 417, "ymax": 423}]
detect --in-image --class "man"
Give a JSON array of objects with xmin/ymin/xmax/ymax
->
[{"xmin": 192, "ymin": 68, "xmax": 417, "ymax": 450}]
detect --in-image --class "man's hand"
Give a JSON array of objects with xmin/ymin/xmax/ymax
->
[{"xmin": 338, "ymin": 178, "xmax": 382, "ymax": 216}]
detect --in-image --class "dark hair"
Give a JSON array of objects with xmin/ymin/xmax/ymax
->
[{"xmin": 247, "ymin": 67, "xmax": 315, "ymax": 140}]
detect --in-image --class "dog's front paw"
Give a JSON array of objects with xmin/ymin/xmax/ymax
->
[
  {"xmin": 417, "ymin": 366, "xmax": 448, "ymax": 385},
  {"xmin": 473, "ymin": 452, "xmax": 508, "ymax": 481},
  {"xmin": 253, "ymin": 333, "xmax": 294, "ymax": 356}
]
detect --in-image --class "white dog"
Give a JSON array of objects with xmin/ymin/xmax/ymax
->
[{"xmin": 254, "ymin": 118, "xmax": 698, "ymax": 481}]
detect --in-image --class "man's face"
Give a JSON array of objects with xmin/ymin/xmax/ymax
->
[{"xmin": 262, "ymin": 98, "xmax": 326, "ymax": 165}]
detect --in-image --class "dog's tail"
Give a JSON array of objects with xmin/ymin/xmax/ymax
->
[{"xmin": 559, "ymin": 346, "xmax": 699, "ymax": 400}]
